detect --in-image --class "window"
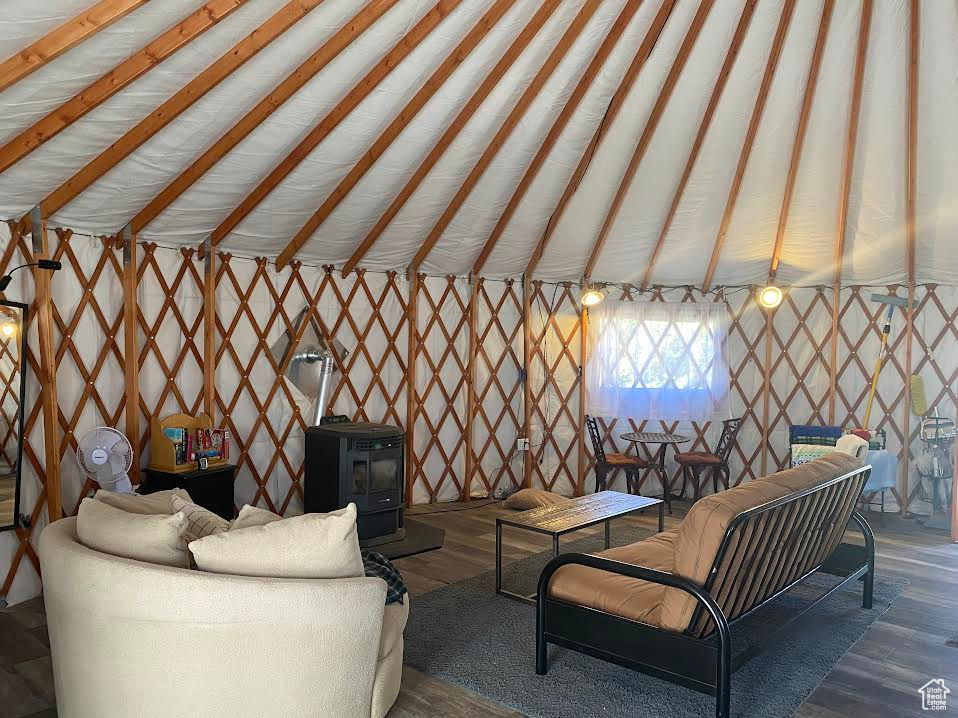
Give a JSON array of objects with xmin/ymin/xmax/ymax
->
[{"xmin": 586, "ymin": 300, "xmax": 731, "ymax": 422}]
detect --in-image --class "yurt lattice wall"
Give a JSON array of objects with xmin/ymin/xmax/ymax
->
[
  {"xmin": 0, "ymin": 0, "xmax": 956, "ymax": 609},
  {"xmin": 1, "ymin": 221, "xmax": 957, "ymax": 606}
]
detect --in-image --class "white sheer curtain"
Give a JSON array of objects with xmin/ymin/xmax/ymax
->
[{"xmin": 586, "ymin": 300, "xmax": 731, "ymax": 422}]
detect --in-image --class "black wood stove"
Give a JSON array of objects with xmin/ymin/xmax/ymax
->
[{"xmin": 304, "ymin": 422, "xmax": 405, "ymax": 546}]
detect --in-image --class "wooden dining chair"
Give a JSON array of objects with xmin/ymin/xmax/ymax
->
[
  {"xmin": 585, "ymin": 416, "xmax": 650, "ymax": 494},
  {"xmin": 675, "ymin": 418, "xmax": 743, "ymax": 502}
]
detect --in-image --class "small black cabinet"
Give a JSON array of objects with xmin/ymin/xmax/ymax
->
[{"xmin": 141, "ymin": 464, "xmax": 236, "ymax": 520}]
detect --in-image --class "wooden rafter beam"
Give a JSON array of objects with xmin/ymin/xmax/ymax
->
[
  {"xmin": 582, "ymin": 0, "xmax": 715, "ymax": 280},
  {"xmin": 639, "ymin": 0, "xmax": 758, "ymax": 291},
  {"xmin": 828, "ymin": 0, "xmax": 872, "ymax": 423},
  {"xmin": 28, "ymin": 0, "xmax": 327, "ymax": 221},
  {"xmin": 701, "ymin": 0, "xmax": 797, "ymax": 291},
  {"xmin": 0, "ymin": 0, "xmax": 149, "ymax": 94},
  {"xmin": 470, "ymin": 0, "xmax": 645, "ymax": 278},
  {"xmin": 212, "ymin": 0, "xmax": 463, "ymax": 247},
  {"xmin": 410, "ymin": 0, "xmax": 606, "ymax": 272},
  {"xmin": 524, "ymin": 0, "xmax": 677, "ymax": 277},
  {"xmin": 341, "ymin": 0, "xmax": 563, "ymax": 276},
  {"xmin": 767, "ymin": 0, "xmax": 835, "ymax": 280},
  {"xmin": 275, "ymin": 0, "xmax": 520, "ymax": 270},
  {"xmin": 132, "ymin": 0, "xmax": 398, "ymax": 236},
  {"xmin": 0, "ymin": 0, "xmax": 248, "ymax": 175}
]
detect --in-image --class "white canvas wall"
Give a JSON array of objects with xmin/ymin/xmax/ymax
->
[{"xmin": 0, "ymin": 1, "xmax": 953, "ymax": 286}]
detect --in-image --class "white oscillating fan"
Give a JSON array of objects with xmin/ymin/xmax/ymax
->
[{"xmin": 77, "ymin": 427, "xmax": 134, "ymax": 494}]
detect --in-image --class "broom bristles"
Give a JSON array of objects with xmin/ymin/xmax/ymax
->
[{"xmin": 910, "ymin": 374, "xmax": 928, "ymax": 416}]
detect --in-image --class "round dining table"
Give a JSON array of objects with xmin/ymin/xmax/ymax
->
[{"xmin": 619, "ymin": 431, "xmax": 691, "ymax": 510}]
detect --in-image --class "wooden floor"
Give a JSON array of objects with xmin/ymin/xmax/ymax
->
[{"xmin": 2, "ymin": 501, "xmax": 956, "ymax": 718}]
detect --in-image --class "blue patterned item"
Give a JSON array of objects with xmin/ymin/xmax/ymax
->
[{"xmin": 363, "ymin": 551, "xmax": 407, "ymax": 605}]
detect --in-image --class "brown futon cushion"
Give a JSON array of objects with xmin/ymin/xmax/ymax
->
[
  {"xmin": 660, "ymin": 453, "xmax": 865, "ymax": 632},
  {"xmin": 548, "ymin": 529, "xmax": 678, "ymax": 626},
  {"xmin": 760, "ymin": 452, "xmax": 864, "ymax": 493},
  {"xmin": 545, "ymin": 454, "xmax": 866, "ymax": 634},
  {"xmin": 502, "ymin": 488, "xmax": 571, "ymax": 510},
  {"xmin": 660, "ymin": 479, "xmax": 791, "ymax": 631}
]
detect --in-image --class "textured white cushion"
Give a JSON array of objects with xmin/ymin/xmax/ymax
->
[
  {"xmin": 172, "ymin": 496, "xmax": 229, "ymax": 543},
  {"xmin": 94, "ymin": 488, "xmax": 192, "ymax": 515},
  {"xmin": 230, "ymin": 504, "xmax": 282, "ymax": 531},
  {"xmin": 190, "ymin": 503, "xmax": 364, "ymax": 579},
  {"xmin": 77, "ymin": 497, "xmax": 190, "ymax": 567},
  {"xmin": 378, "ymin": 600, "xmax": 409, "ymax": 661},
  {"xmin": 836, "ymin": 433, "xmax": 869, "ymax": 458},
  {"xmin": 39, "ymin": 518, "xmax": 390, "ymax": 718}
]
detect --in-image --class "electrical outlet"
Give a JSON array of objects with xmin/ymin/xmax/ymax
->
[{"xmin": 517, "ymin": 437, "xmax": 530, "ymax": 452}]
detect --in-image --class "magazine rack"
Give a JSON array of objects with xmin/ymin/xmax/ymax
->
[{"xmin": 149, "ymin": 412, "xmax": 228, "ymax": 473}]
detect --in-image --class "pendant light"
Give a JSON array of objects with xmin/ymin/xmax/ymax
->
[
  {"xmin": 757, "ymin": 285, "xmax": 783, "ymax": 310},
  {"xmin": 580, "ymin": 284, "xmax": 605, "ymax": 307}
]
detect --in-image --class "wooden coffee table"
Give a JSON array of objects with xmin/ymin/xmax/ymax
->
[{"xmin": 495, "ymin": 491, "xmax": 664, "ymax": 603}]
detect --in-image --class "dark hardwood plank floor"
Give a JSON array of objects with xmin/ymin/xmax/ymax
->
[{"xmin": 2, "ymin": 501, "xmax": 956, "ymax": 718}]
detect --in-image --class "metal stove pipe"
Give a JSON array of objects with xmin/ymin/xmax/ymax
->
[{"xmin": 313, "ymin": 353, "xmax": 336, "ymax": 427}]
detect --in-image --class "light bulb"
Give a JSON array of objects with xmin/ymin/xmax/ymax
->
[
  {"xmin": 580, "ymin": 287, "xmax": 604, "ymax": 307},
  {"xmin": 757, "ymin": 285, "xmax": 783, "ymax": 310},
  {"xmin": 0, "ymin": 322, "xmax": 16, "ymax": 337}
]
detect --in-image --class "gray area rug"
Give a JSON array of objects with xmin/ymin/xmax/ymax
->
[{"xmin": 405, "ymin": 524, "xmax": 906, "ymax": 718}]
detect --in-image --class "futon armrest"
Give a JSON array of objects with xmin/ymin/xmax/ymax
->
[{"xmin": 537, "ymin": 553, "xmax": 730, "ymax": 637}]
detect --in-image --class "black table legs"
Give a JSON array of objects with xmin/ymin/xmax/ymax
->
[{"xmin": 652, "ymin": 444, "xmax": 675, "ymax": 513}]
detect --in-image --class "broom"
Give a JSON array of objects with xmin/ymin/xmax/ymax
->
[
  {"xmin": 910, "ymin": 374, "xmax": 928, "ymax": 417},
  {"xmin": 862, "ymin": 294, "xmax": 908, "ymax": 429}
]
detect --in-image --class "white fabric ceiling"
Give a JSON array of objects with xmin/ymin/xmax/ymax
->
[{"xmin": 0, "ymin": 0, "xmax": 954, "ymax": 286}]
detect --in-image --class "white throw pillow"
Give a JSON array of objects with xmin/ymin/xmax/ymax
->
[
  {"xmin": 94, "ymin": 488, "xmax": 192, "ymax": 515},
  {"xmin": 77, "ymin": 497, "xmax": 190, "ymax": 567},
  {"xmin": 230, "ymin": 504, "xmax": 282, "ymax": 531},
  {"xmin": 171, "ymin": 496, "xmax": 229, "ymax": 543},
  {"xmin": 835, "ymin": 433, "xmax": 869, "ymax": 459},
  {"xmin": 190, "ymin": 503, "xmax": 364, "ymax": 579}
]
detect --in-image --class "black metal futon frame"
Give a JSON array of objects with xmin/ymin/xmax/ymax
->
[{"xmin": 536, "ymin": 466, "xmax": 874, "ymax": 718}]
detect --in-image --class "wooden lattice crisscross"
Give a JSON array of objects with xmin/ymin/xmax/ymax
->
[
  {"xmin": 317, "ymin": 268, "xmax": 408, "ymax": 428},
  {"xmin": 136, "ymin": 243, "xmax": 206, "ymax": 453},
  {"xmin": 471, "ymin": 278, "xmax": 523, "ymax": 495},
  {"xmin": 1, "ymin": 225, "xmax": 129, "ymax": 596},
  {"xmin": 47, "ymin": 230, "xmax": 126, "ymax": 513},
  {"xmin": 831, "ymin": 286, "xmax": 910, "ymax": 510},
  {"xmin": 591, "ymin": 286, "xmax": 724, "ymax": 497},
  {"xmin": 213, "ymin": 255, "xmax": 314, "ymax": 514},
  {"xmin": 527, "ymin": 281, "xmax": 583, "ymax": 495},
  {"xmin": 725, "ymin": 287, "xmax": 766, "ymax": 483},
  {"xmin": 906, "ymin": 285, "xmax": 958, "ymax": 508},
  {"xmin": 0, "ymin": 222, "xmax": 46, "ymax": 600},
  {"xmin": 211, "ymin": 260, "xmax": 414, "ymax": 515},
  {"xmin": 2, "ymin": 215, "xmax": 954, "ymax": 601},
  {"xmin": 410, "ymin": 275, "xmax": 470, "ymax": 503},
  {"xmin": 765, "ymin": 287, "xmax": 834, "ymax": 471},
  {"xmin": 0, "ymin": 314, "xmax": 23, "ymax": 468}
]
